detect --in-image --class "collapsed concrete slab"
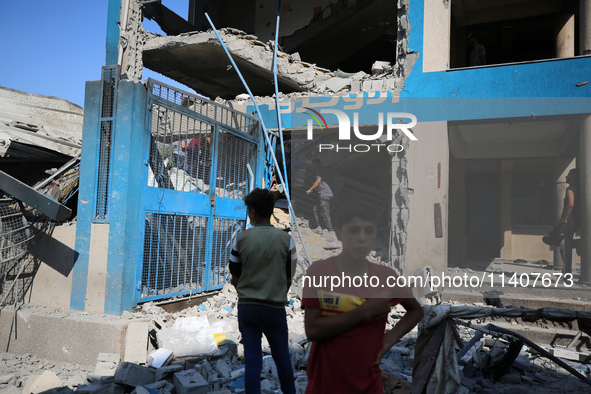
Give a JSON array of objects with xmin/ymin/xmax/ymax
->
[
  {"xmin": 0, "ymin": 86, "xmax": 82, "ymax": 162},
  {"xmin": 143, "ymin": 29, "xmax": 322, "ymax": 99}
]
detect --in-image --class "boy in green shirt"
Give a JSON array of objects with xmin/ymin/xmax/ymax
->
[{"xmin": 229, "ymin": 188, "xmax": 297, "ymax": 393}]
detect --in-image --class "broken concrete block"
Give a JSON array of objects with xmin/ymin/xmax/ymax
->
[
  {"xmin": 350, "ymin": 80, "xmax": 362, "ymax": 92},
  {"xmin": 371, "ymin": 80, "xmax": 384, "ymax": 91},
  {"xmin": 325, "ymin": 77, "xmax": 352, "ymax": 93},
  {"xmin": 155, "ymin": 364, "xmax": 182, "ymax": 382},
  {"xmin": 362, "ymin": 80, "xmax": 373, "ymax": 91},
  {"xmin": 23, "ymin": 371, "xmax": 63, "ymax": 394},
  {"xmin": 261, "ymin": 355, "xmax": 278, "ymax": 377},
  {"xmin": 289, "ymin": 343, "xmax": 305, "ymax": 369},
  {"xmin": 215, "ymin": 359, "xmax": 231, "ymax": 379},
  {"xmin": 313, "ymin": 74, "xmax": 331, "ymax": 90},
  {"xmin": 76, "ymin": 382, "xmax": 110, "ymax": 394},
  {"xmin": 173, "ymin": 370, "xmax": 208, "ymax": 394},
  {"xmin": 294, "ymin": 371, "xmax": 308, "ymax": 394},
  {"xmin": 352, "ymin": 71, "xmax": 369, "ymax": 80},
  {"xmin": 114, "ymin": 362, "xmax": 156, "ymax": 387},
  {"xmin": 193, "ymin": 359, "xmax": 217, "ymax": 383},
  {"xmin": 371, "ymin": 61, "xmax": 392, "ymax": 75},
  {"xmin": 218, "ymin": 341, "xmax": 238, "ymax": 358},
  {"xmin": 63, "ymin": 373, "xmax": 87, "ymax": 388},
  {"xmin": 94, "ymin": 353, "xmax": 120, "ymax": 377},
  {"xmin": 148, "ymin": 348, "xmax": 173, "ymax": 368},
  {"xmin": 290, "ymin": 52, "xmax": 301, "ymax": 62},
  {"xmin": 384, "ymin": 79, "xmax": 396, "ymax": 91},
  {"xmin": 230, "ymin": 366, "xmax": 245, "ymax": 380},
  {"xmin": 134, "ymin": 380, "xmax": 175, "ymax": 394}
]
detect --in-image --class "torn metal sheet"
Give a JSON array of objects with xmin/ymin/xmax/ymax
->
[{"xmin": 0, "ymin": 171, "xmax": 72, "ymax": 221}]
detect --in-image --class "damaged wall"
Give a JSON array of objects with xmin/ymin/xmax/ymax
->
[{"xmin": 403, "ymin": 121, "xmax": 449, "ymax": 277}]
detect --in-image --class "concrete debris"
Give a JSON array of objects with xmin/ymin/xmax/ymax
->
[
  {"xmin": 22, "ymin": 370, "xmax": 63, "ymax": 394},
  {"xmin": 114, "ymin": 362, "xmax": 156, "ymax": 387},
  {"xmin": 0, "ymin": 86, "xmax": 83, "ymax": 159},
  {"xmin": 149, "ymin": 349, "xmax": 174, "ymax": 369},
  {"xmin": 125, "ymin": 322, "xmax": 150, "ymax": 364},
  {"xmin": 371, "ymin": 61, "xmax": 393, "ymax": 75},
  {"xmin": 155, "ymin": 365, "xmax": 183, "ymax": 382},
  {"xmin": 94, "ymin": 353, "xmax": 120, "ymax": 377},
  {"xmin": 172, "ymin": 370, "xmax": 208, "ymax": 394},
  {"xmin": 270, "ymin": 207, "xmax": 291, "ymax": 230}
]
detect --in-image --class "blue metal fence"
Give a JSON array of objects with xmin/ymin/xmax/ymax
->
[{"xmin": 138, "ymin": 80, "xmax": 261, "ymax": 302}]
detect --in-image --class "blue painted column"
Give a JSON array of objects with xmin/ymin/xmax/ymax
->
[
  {"xmin": 104, "ymin": 80, "xmax": 148, "ymax": 314},
  {"xmin": 105, "ymin": 0, "xmax": 121, "ymax": 66},
  {"xmin": 71, "ymin": 81, "xmax": 102, "ymax": 311}
]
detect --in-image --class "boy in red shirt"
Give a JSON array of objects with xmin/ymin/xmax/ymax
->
[{"xmin": 302, "ymin": 203, "xmax": 423, "ymax": 393}]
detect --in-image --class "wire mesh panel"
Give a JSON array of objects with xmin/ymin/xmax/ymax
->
[
  {"xmin": 210, "ymin": 218, "xmax": 245, "ymax": 288},
  {"xmin": 216, "ymin": 129, "xmax": 258, "ymax": 199},
  {"xmin": 141, "ymin": 213, "xmax": 209, "ymax": 299},
  {"xmin": 149, "ymin": 80, "xmax": 260, "ymax": 138},
  {"xmin": 0, "ymin": 199, "xmax": 34, "ymax": 306},
  {"xmin": 147, "ymin": 104, "xmax": 213, "ymax": 193},
  {"xmin": 95, "ymin": 66, "xmax": 119, "ymax": 220},
  {"xmin": 0, "ymin": 200, "xmax": 31, "ymax": 271}
]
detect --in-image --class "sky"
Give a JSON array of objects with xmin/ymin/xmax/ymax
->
[{"xmin": 0, "ymin": 0, "xmax": 189, "ymax": 108}]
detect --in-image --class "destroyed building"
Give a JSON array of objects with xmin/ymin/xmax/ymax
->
[{"xmin": 1, "ymin": 1, "xmax": 591, "ymax": 391}]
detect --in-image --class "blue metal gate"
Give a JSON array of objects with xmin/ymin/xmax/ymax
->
[{"xmin": 137, "ymin": 80, "xmax": 263, "ymax": 302}]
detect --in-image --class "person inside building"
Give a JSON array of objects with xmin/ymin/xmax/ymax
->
[
  {"xmin": 301, "ymin": 202, "xmax": 424, "ymax": 393},
  {"xmin": 467, "ymin": 32, "xmax": 486, "ymax": 66},
  {"xmin": 229, "ymin": 188, "xmax": 297, "ymax": 394},
  {"xmin": 559, "ymin": 168, "xmax": 579, "ymax": 274},
  {"xmin": 186, "ymin": 136, "xmax": 211, "ymax": 183},
  {"xmin": 306, "ymin": 158, "xmax": 334, "ymax": 235}
]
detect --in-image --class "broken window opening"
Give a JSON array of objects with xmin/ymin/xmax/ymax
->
[{"xmin": 450, "ymin": 0, "xmax": 581, "ymax": 69}]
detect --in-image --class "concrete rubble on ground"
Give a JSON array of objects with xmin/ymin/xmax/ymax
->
[{"xmin": 1, "ymin": 225, "xmax": 590, "ymax": 393}]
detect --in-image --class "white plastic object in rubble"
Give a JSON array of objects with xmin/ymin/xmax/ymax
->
[
  {"xmin": 148, "ymin": 348, "xmax": 173, "ymax": 368},
  {"xmin": 157, "ymin": 316, "xmax": 219, "ymax": 357}
]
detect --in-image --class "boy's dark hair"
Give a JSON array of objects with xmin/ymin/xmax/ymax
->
[
  {"xmin": 333, "ymin": 201, "xmax": 379, "ymax": 229},
  {"xmin": 244, "ymin": 188, "xmax": 275, "ymax": 218}
]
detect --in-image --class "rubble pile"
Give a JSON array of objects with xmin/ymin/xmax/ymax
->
[
  {"xmin": 453, "ymin": 326, "xmax": 591, "ymax": 394},
  {"xmin": 0, "ymin": 353, "xmax": 92, "ymax": 394}
]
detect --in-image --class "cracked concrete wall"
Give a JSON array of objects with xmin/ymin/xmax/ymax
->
[
  {"xmin": 119, "ymin": 0, "xmax": 148, "ymax": 81},
  {"xmin": 402, "ymin": 121, "xmax": 449, "ymax": 277}
]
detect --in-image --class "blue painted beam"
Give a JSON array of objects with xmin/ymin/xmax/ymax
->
[{"xmin": 0, "ymin": 171, "xmax": 72, "ymax": 221}]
